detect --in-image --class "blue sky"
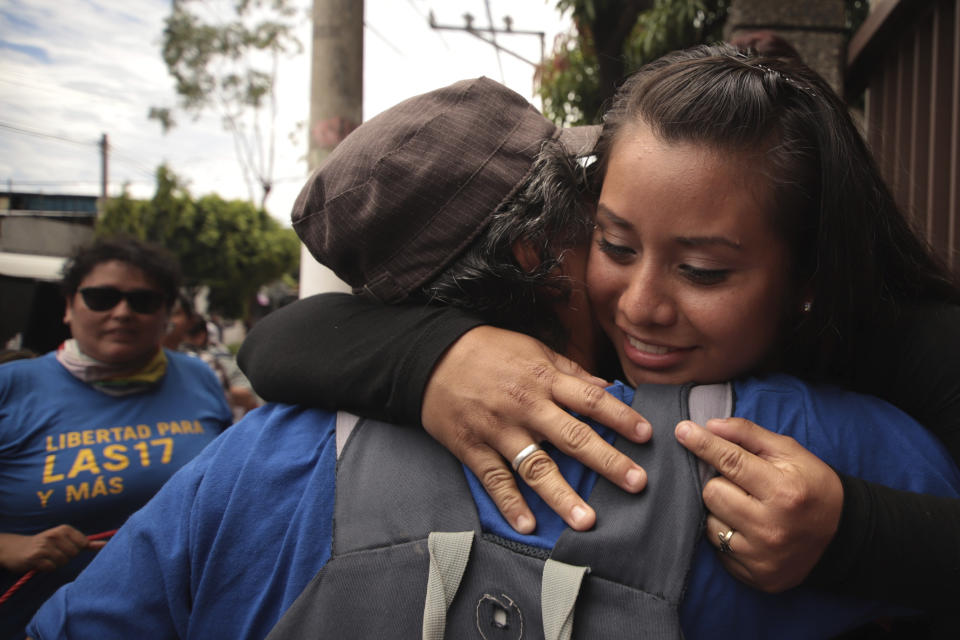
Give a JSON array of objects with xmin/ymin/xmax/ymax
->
[{"xmin": 0, "ymin": 0, "xmax": 569, "ymax": 224}]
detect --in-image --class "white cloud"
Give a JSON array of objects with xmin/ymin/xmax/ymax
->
[{"xmin": 0, "ymin": 0, "xmax": 571, "ymax": 224}]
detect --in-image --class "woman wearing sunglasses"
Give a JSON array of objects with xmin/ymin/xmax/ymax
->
[{"xmin": 0, "ymin": 235, "xmax": 232, "ymax": 639}]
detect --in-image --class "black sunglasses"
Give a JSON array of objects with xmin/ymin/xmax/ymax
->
[{"xmin": 78, "ymin": 287, "xmax": 167, "ymax": 314}]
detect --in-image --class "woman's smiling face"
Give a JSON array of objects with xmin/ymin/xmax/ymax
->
[{"xmin": 587, "ymin": 122, "xmax": 798, "ymax": 386}]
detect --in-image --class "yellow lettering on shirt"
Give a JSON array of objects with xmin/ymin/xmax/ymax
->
[
  {"xmin": 152, "ymin": 438, "xmax": 174, "ymax": 464},
  {"xmin": 102, "ymin": 444, "xmax": 129, "ymax": 471},
  {"xmin": 37, "ymin": 489, "xmax": 54, "ymax": 507},
  {"xmin": 42, "ymin": 454, "xmax": 64, "ymax": 483},
  {"xmin": 67, "ymin": 448, "xmax": 101, "ymax": 479},
  {"xmin": 65, "ymin": 482, "xmax": 89, "ymax": 502},
  {"xmin": 138, "ymin": 424, "xmax": 151, "ymax": 439},
  {"xmin": 91, "ymin": 475, "xmax": 108, "ymax": 498},
  {"xmin": 133, "ymin": 441, "xmax": 150, "ymax": 467},
  {"xmin": 109, "ymin": 476, "xmax": 123, "ymax": 494}
]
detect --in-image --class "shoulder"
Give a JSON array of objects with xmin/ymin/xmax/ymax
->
[
  {"xmin": 204, "ymin": 403, "xmax": 338, "ymax": 467},
  {"xmin": 0, "ymin": 352, "xmax": 60, "ymax": 381},
  {"xmin": 734, "ymin": 374, "xmax": 960, "ymax": 495},
  {"xmin": 0, "ymin": 353, "xmax": 79, "ymax": 414}
]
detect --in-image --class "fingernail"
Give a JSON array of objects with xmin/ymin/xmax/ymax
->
[
  {"xmin": 571, "ymin": 505, "xmax": 590, "ymax": 528},
  {"xmin": 515, "ymin": 514, "xmax": 534, "ymax": 533},
  {"xmin": 676, "ymin": 421, "xmax": 692, "ymax": 441},
  {"xmin": 636, "ymin": 420, "xmax": 651, "ymax": 440},
  {"xmin": 626, "ymin": 468, "xmax": 645, "ymax": 491}
]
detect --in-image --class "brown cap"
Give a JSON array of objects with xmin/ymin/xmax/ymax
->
[{"xmin": 292, "ymin": 77, "xmax": 599, "ymax": 302}]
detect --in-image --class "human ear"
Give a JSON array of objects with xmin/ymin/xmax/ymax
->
[{"xmin": 511, "ymin": 239, "xmax": 542, "ymax": 274}]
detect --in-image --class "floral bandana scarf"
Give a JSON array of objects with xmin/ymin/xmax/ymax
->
[{"xmin": 56, "ymin": 339, "xmax": 167, "ymax": 396}]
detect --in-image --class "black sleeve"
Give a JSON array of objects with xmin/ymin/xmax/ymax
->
[
  {"xmin": 851, "ymin": 304, "xmax": 960, "ymax": 458},
  {"xmin": 807, "ymin": 474, "xmax": 960, "ymax": 612},
  {"xmin": 237, "ymin": 293, "xmax": 484, "ymax": 423},
  {"xmin": 806, "ymin": 304, "xmax": 960, "ymax": 610}
]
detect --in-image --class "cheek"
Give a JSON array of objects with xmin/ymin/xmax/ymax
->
[
  {"xmin": 706, "ymin": 285, "xmax": 787, "ymax": 360},
  {"xmin": 585, "ymin": 254, "xmax": 619, "ymax": 319},
  {"xmin": 145, "ymin": 314, "xmax": 170, "ymax": 337}
]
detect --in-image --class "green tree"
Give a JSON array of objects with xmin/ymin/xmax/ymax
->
[
  {"xmin": 149, "ymin": 0, "xmax": 302, "ymax": 209},
  {"xmin": 540, "ymin": 0, "xmax": 729, "ymax": 125},
  {"xmin": 539, "ymin": 0, "xmax": 870, "ymax": 126},
  {"xmin": 99, "ymin": 166, "xmax": 300, "ymax": 319}
]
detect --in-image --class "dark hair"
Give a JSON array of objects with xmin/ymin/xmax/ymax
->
[
  {"xmin": 172, "ymin": 290, "xmax": 195, "ymax": 318},
  {"xmin": 417, "ymin": 139, "xmax": 594, "ymax": 351},
  {"xmin": 187, "ymin": 316, "xmax": 208, "ymax": 338},
  {"xmin": 60, "ymin": 235, "xmax": 181, "ymax": 310},
  {"xmin": 592, "ymin": 43, "xmax": 960, "ymax": 381}
]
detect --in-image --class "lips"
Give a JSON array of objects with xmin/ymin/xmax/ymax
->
[
  {"xmin": 102, "ymin": 328, "xmax": 139, "ymax": 340},
  {"xmin": 627, "ymin": 336, "xmax": 675, "ymax": 354},
  {"xmin": 620, "ymin": 332, "xmax": 693, "ymax": 371}
]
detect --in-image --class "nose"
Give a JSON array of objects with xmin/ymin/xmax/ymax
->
[
  {"xmin": 618, "ymin": 261, "xmax": 677, "ymax": 327},
  {"xmin": 110, "ymin": 298, "xmax": 135, "ymax": 318}
]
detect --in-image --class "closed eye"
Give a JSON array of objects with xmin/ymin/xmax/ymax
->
[
  {"xmin": 596, "ymin": 236, "xmax": 635, "ymax": 263},
  {"xmin": 679, "ymin": 265, "xmax": 730, "ymax": 285}
]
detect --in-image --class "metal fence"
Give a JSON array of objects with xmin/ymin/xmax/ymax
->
[{"xmin": 847, "ymin": 0, "xmax": 960, "ymax": 271}]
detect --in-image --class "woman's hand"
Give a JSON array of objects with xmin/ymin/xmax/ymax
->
[
  {"xmin": 422, "ymin": 326, "xmax": 652, "ymax": 534},
  {"xmin": 0, "ymin": 526, "xmax": 106, "ymax": 574},
  {"xmin": 675, "ymin": 417, "xmax": 844, "ymax": 592}
]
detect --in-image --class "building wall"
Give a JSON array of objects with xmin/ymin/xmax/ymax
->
[{"xmin": 0, "ymin": 217, "xmax": 95, "ymax": 256}]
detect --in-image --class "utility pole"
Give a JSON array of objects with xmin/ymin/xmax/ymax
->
[
  {"xmin": 299, "ymin": 0, "xmax": 364, "ymax": 296},
  {"xmin": 99, "ymin": 133, "xmax": 109, "ymax": 214},
  {"xmin": 428, "ymin": 10, "xmax": 545, "ymax": 70}
]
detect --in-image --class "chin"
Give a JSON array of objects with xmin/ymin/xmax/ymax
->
[{"xmin": 100, "ymin": 347, "xmax": 156, "ymax": 367}]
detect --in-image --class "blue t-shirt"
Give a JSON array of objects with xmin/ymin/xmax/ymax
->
[
  {"xmin": 28, "ymin": 375, "xmax": 960, "ymax": 639},
  {"xmin": 1, "ymin": 351, "xmax": 232, "ymax": 639}
]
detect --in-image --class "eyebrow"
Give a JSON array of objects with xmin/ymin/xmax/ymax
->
[{"xmin": 596, "ymin": 203, "xmax": 743, "ymax": 250}]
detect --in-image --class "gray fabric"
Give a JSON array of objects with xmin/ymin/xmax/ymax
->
[
  {"xmin": 333, "ymin": 418, "xmax": 480, "ymax": 553},
  {"xmin": 541, "ymin": 559, "xmax": 589, "ymax": 640},
  {"xmin": 268, "ymin": 384, "xmax": 729, "ymax": 638},
  {"xmin": 423, "ymin": 531, "xmax": 476, "ymax": 640},
  {"xmin": 551, "ymin": 384, "xmax": 706, "ymax": 606},
  {"xmin": 688, "ymin": 383, "xmax": 734, "ymax": 485}
]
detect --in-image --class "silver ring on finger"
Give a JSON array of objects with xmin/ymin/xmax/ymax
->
[
  {"xmin": 511, "ymin": 443, "xmax": 543, "ymax": 471},
  {"xmin": 718, "ymin": 528, "xmax": 736, "ymax": 555}
]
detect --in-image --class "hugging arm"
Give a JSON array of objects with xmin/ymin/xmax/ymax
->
[
  {"xmin": 238, "ymin": 292, "xmax": 483, "ymax": 423},
  {"xmin": 238, "ymin": 293, "xmax": 651, "ymax": 533}
]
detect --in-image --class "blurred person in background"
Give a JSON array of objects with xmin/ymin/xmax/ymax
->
[
  {"xmin": 182, "ymin": 316, "xmax": 260, "ymax": 419},
  {"xmin": 0, "ymin": 235, "xmax": 232, "ymax": 639}
]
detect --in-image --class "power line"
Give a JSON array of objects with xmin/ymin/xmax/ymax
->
[
  {"xmin": 364, "ymin": 20, "xmax": 405, "ymax": 56},
  {"xmin": 0, "ymin": 121, "xmax": 97, "ymax": 147}
]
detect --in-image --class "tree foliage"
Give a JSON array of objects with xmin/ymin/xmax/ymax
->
[
  {"xmin": 539, "ymin": 0, "xmax": 870, "ymax": 126},
  {"xmin": 539, "ymin": 0, "xmax": 729, "ymax": 125},
  {"xmin": 150, "ymin": 0, "xmax": 302, "ymax": 209},
  {"xmin": 98, "ymin": 166, "xmax": 300, "ymax": 319}
]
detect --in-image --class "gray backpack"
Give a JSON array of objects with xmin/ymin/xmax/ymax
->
[{"xmin": 267, "ymin": 383, "xmax": 732, "ymax": 640}]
